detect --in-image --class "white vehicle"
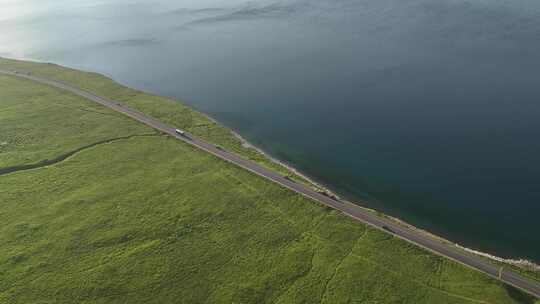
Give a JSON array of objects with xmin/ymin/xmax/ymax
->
[{"xmin": 175, "ymin": 129, "xmax": 185, "ymax": 136}]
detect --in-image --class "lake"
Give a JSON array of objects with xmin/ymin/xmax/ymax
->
[{"xmin": 1, "ymin": 0, "xmax": 539, "ymax": 262}]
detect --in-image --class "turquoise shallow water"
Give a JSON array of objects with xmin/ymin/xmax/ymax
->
[{"xmin": 1, "ymin": 0, "xmax": 539, "ymax": 261}]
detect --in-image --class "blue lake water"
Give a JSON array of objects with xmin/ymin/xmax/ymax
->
[{"xmin": 1, "ymin": 0, "xmax": 539, "ymax": 261}]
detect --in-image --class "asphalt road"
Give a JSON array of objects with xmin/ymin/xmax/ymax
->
[{"xmin": 2, "ymin": 69, "xmax": 539, "ymax": 299}]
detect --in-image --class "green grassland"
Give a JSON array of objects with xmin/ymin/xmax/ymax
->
[{"xmin": 0, "ymin": 58, "xmax": 537, "ymax": 303}]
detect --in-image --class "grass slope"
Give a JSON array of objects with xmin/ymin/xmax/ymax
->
[{"xmin": 0, "ymin": 58, "xmax": 537, "ymax": 303}]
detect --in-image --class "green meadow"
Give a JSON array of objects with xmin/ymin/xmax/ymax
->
[{"xmin": 0, "ymin": 58, "xmax": 537, "ymax": 303}]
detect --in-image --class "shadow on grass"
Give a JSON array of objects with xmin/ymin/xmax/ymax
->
[{"xmin": 504, "ymin": 284, "xmax": 537, "ymax": 304}]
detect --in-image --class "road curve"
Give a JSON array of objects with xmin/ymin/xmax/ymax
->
[{"xmin": 2, "ymin": 69, "xmax": 539, "ymax": 299}]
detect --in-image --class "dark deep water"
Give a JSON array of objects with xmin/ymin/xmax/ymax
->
[{"xmin": 1, "ymin": 0, "xmax": 539, "ymax": 262}]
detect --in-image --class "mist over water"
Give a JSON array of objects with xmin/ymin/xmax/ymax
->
[{"xmin": 2, "ymin": 0, "xmax": 539, "ymax": 261}]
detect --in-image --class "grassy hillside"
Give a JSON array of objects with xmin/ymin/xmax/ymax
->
[{"xmin": 0, "ymin": 58, "xmax": 537, "ymax": 303}]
